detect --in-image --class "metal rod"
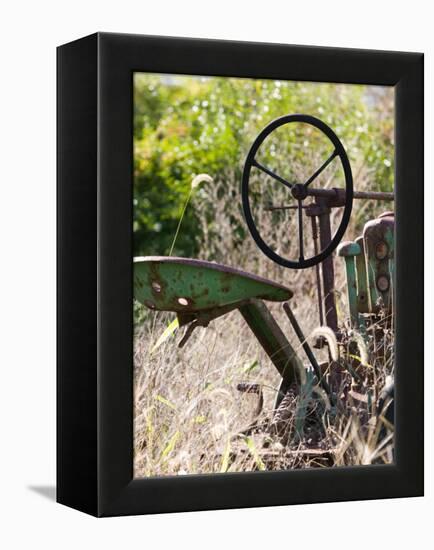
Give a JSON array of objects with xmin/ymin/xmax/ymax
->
[
  {"xmin": 283, "ymin": 302, "xmax": 333, "ymax": 400},
  {"xmin": 239, "ymin": 299, "xmax": 301, "ymax": 386},
  {"xmin": 264, "ymin": 189, "xmax": 394, "ymax": 210},
  {"xmin": 304, "ymin": 149, "xmax": 338, "ymax": 188},
  {"xmin": 251, "ymin": 158, "xmax": 294, "ymax": 190},
  {"xmin": 311, "ymin": 215, "xmax": 324, "ymax": 326},
  {"xmin": 308, "ymin": 188, "xmax": 394, "ymax": 200},
  {"xmin": 298, "ymin": 199, "xmax": 304, "ymax": 261},
  {"xmin": 318, "ymin": 203, "xmax": 338, "ymax": 333},
  {"xmin": 265, "ymin": 205, "xmax": 308, "ymax": 211},
  {"xmin": 353, "ymin": 190, "xmax": 394, "ymax": 200}
]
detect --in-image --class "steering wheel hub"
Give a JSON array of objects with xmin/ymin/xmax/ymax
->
[{"xmin": 291, "ymin": 184, "xmax": 308, "ymax": 201}]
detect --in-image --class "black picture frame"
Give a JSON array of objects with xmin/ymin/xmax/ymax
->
[{"xmin": 57, "ymin": 32, "xmax": 424, "ymax": 517}]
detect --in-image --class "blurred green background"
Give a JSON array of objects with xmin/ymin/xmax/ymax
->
[{"xmin": 133, "ymin": 73, "xmax": 394, "ymax": 258}]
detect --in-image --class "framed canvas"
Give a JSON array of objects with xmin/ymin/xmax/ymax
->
[{"xmin": 57, "ymin": 32, "xmax": 423, "ymax": 517}]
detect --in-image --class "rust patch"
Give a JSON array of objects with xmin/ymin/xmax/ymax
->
[
  {"xmin": 151, "ymin": 280, "xmax": 162, "ymax": 293},
  {"xmin": 375, "ymin": 241, "xmax": 388, "ymax": 260}
]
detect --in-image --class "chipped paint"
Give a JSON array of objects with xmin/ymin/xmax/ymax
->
[{"xmin": 133, "ymin": 256, "xmax": 293, "ymax": 313}]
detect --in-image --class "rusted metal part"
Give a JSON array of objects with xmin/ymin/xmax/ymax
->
[
  {"xmin": 134, "ymin": 256, "xmax": 293, "ymax": 313},
  {"xmin": 317, "ymin": 200, "xmax": 338, "ymax": 333},
  {"xmin": 337, "ymin": 241, "xmax": 361, "ymax": 328},
  {"xmin": 237, "ymin": 382, "xmax": 261, "ymax": 394},
  {"xmin": 178, "ymin": 321, "xmax": 198, "ymax": 348},
  {"xmin": 355, "ymin": 236, "xmax": 369, "ymax": 315},
  {"xmin": 303, "ymin": 191, "xmax": 394, "ymax": 337},
  {"xmin": 237, "ymin": 383, "xmax": 264, "ymax": 418},
  {"xmin": 177, "ymin": 302, "xmax": 242, "ymax": 328},
  {"xmin": 265, "ymin": 188, "xmax": 394, "ymax": 211},
  {"xmin": 363, "ymin": 213, "xmax": 394, "ymax": 313},
  {"xmin": 353, "ymin": 190, "xmax": 394, "ymax": 201},
  {"xmin": 310, "ymin": 215, "xmax": 324, "ymax": 326},
  {"xmin": 177, "ymin": 303, "xmax": 248, "ymax": 348},
  {"xmin": 262, "ymin": 181, "xmax": 394, "ymax": 338},
  {"xmin": 304, "ymin": 198, "xmax": 339, "ymax": 335},
  {"xmin": 265, "ymin": 204, "xmax": 310, "ymax": 211},
  {"xmin": 307, "ymin": 187, "xmax": 395, "ymax": 207},
  {"xmin": 337, "ymin": 213, "xmax": 395, "ymax": 334},
  {"xmin": 305, "ymin": 203, "xmax": 329, "ymax": 217},
  {"xmin": 236, "ymin": 382, "xmax": 265, "ymax": 435},
  {"xmin": 239, "ymin": 299, "xmax": 302, "ymax": 387}
]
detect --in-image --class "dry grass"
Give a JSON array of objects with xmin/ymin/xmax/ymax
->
[
  {"xmin": 133, "ymin": 174, "xmax": 395, "ymax": 476},
  {"xmin": 134, "ymin": 304, "xmax": 394, "ymax": 476}
]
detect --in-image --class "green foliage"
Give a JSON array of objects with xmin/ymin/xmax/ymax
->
[{"xmin": 133, "ymin": 74, "xmax": 394, "ymax": 257}]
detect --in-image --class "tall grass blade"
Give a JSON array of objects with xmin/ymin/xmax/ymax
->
[
  {"xmin": 156, "ymin": 394, "xmax": 177, "ymax": 410},
  {"xmin": 245, "ymin": 436, "xmax": 266, "ymax": 471},
  {"xmin": 151, "ymin": 317, "xmax": 179, "ymax": 353},
  {"xmin": 220, "ymin": 438, "xmax": 231, "ymax": 473},
  {"xmin": 161, "ymin": 431, "xmax": 180, "ymax": 460},
  {"xmin": 168, "ymin": 174, "xmax": 213, "ymax": 256}
]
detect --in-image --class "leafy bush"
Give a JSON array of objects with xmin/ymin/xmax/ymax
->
[{"xmin": 134, "ymin": 74, "xmax": 394, "ymax": 258}]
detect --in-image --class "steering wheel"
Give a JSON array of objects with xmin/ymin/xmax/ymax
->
[{"xmin": 241, "ymin": 114, "xmax": 353, "ymax": 269}]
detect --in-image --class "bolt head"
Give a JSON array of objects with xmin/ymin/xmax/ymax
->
[{"xmin": 376, "ymin": 275, "xmax": 390, "ymax": 293}]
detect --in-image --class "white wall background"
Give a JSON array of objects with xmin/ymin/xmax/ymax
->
[{"xmin": 0, "ymin": 1, "xmax": 431, "ymax": 548}]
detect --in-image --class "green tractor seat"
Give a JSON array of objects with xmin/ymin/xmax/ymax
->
[
  {"xmin": 134, "ymin": 256, "xmax": 292, "ymax": 313},
  {"xmin": 134, "ymin": 256, "xmax": 299, "ymax": 388}
]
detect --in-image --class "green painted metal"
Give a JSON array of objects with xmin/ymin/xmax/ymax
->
[
  {"xmin": 133, "ymin": 257, "xmax": 301, "ymax": 386},
  {"xmin": 355, "ymin": 236, "xmax": 369, "ymax": 314},
  {"xmin": 363, "ymin": 214, "xmax": 394, "ymax": 312},
  {"xmin": 337, "ymin": 241, "xmax": 361, "ymax": 328},
  {"xmin": 134, "ymin": 256, "xmax": 293, "ymax": 313},
  {"xmin": 337, "ymin": 241, "xmax": 361, "ymax": 257},
  {"xmin": 338, "ymin": 213, "xmax": 395, "ymax": 331},
  {"xmin": 239, "ymin": 299, "xmax": 301, "ymax": 387}
]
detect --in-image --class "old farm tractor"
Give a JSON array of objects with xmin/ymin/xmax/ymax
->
[{"xmin": 134, "ymin": 114, "xmax": 395, "ymax": 463}]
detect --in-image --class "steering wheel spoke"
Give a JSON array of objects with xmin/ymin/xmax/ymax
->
[
  {"xmin": 251, "ymin": 158, "xmax": 294, "ymax": 190},
  {"xmin": 304, "ymin": 148, "xmax": 338, "ymax": 188},
  {"xmin": 297, "ymin": 199, "xmax": 304, "ymax": 262}
]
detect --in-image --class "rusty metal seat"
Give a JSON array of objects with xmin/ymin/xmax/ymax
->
[{"xmin": 133, "ymin": 256, "xmax": 292, "ymax": 313}]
